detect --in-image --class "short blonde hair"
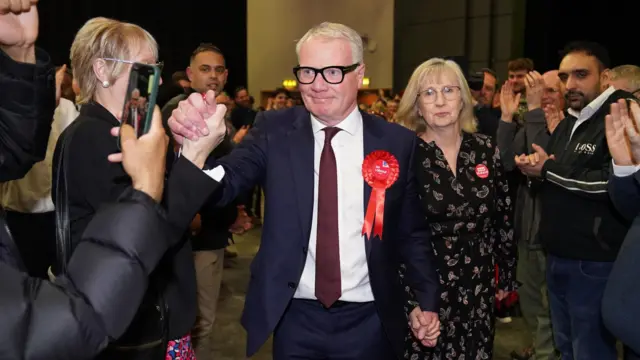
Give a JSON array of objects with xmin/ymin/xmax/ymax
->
[
  {"xmin": 70, "ymin": 17, "xmax": 158, "ymax": 104},
  {"xmin": 296, "ymin": 22, "xmax": 363, "ymax": 64},
  {"xmin": 397, "ymin": 57, "xmax": 477, "ymax": 134},
  {"xmin": 610, "ymin": 65, "xmax": 640, "ymax": 90}
]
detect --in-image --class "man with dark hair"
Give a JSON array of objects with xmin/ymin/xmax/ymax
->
[
  {"xmin": 471, "ymin": 67, "xmax": 501, "ymax": 139},
  {"xmin": 471, "ymin": 67, "xmax": 498, "ymax": 107},
  {"xmin": 515, "ymin": 41, "xmax": 632, "ymax": 360},
  {"xmin": 230, "ymin": 86, "xmax": 255, "ymax": 129},
  {"xmin": 162, "ymin": 43, "xmax": 228, "ymax": 136},
  {"xmin": 507, "ymin": 58, "xmax": 535, "ymax": 121},
  {"xmin": 161, "ymin": 43, "xmax": 244, "ymax": 359}
]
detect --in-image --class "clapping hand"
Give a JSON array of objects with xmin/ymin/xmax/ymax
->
[
  {"xmin": 514, "ymin": 143, "xmax": 555, "ymax": 178},
  {"xmin": 524, "ymin": 71, "xmax": 544, "ymax": 111},
  {"xmin": 605, "ymin": 99, "xmax": 640, "ymax": 166},
  {"xmin": 409, "ymin": 307, "xmax": 440, "ymax": 347},
  {"xmin": 499, "ymin": 82, "xmax": 521, "ymax": 123},
  {"xmin": 543, "ymin": 104, "xmax": 564, "ymax": 134}
]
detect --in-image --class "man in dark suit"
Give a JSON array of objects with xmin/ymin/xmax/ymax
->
[
  {"xmin": 168, "ymin": 22, "xmax": 440, "ymax": 360},
  {"xmin": 602, "ymin": 98, "xmax": 640, "ymax": 359}
]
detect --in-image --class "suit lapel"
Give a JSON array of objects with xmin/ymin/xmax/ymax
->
[
  {"xmin": 362, "ymin": 112, "xmax": 385, "ymax": 259},
  {"xmin": 288, "ymin": 109, "xmax": 315, "ymax": 245}
]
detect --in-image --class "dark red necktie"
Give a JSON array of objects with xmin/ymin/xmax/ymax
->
[{"xmin": 315, "ymin": 127, "xmax": 342, "ymax": 308}]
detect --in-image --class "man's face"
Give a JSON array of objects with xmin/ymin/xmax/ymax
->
[
  {"xmin": 542, "ymin": 70, "xmax": 565, "ymax": 109},
  {"xmin": 235, "ymin": 89, "xmax": 250, "ymax": 107},
  {"xmin": 297, "ymin": 37, "xmax": 364, "ymax": 123},
  {"xmin": 273, "ymin": 92, "xmax": 288, "ymax": 109},
  {"xmin": 508, "ymin": 70, "xmax": 528, "ymax": 93},
  {"xmin": 558, "ymin": 52, "xmax": 603, "ymax": 111},
  {"xmin": 386, "ymin": 100, "xmax": 398, "ymax": 116},
  {"xmin": 478, "ymin": 72, "xmax": 497, "ymax": 106},
  {"xmin": 187, "ymin": 51, "xmax": 228, "ymax": 95}
]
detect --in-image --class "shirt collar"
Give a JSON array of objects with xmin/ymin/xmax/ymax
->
[
  {"xmin": 310, "ymin": 106, "xmax": 361, "ymax": 136},
  {"xmin": 567, "ymin": 85, "xmax": 616, "ymax": 119}
]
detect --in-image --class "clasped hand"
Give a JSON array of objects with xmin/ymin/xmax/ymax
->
[
  {"xmin": 515, "ymin": 143, "xmax": 555, "ymax": 177},
  {"xmin": 409, "ymin": 307, "xmax": 440, "ymax": 347}
]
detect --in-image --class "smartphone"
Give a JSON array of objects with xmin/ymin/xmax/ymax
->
[{"xmin": 119, "ymin": 63, "xmax": 160, "ymax": 147}]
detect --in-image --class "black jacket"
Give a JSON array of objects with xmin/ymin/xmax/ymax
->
[
  {"xmin": 192, "ymin": 136, "xmax": 238, "ymax": 251},
  {"xmin": 497, "ymin": 108, "xmax": 551, "ymax": 249},
  {"xmin": 0, "ymin": 49, "xmax": 223, "ymax": 359},
  {"xmin": 52, "ymin": 103, "xmax": 219, "ymax": 347},
  {"xmin": 539, "ymin": 89, "xmax": 633, "ymax": 261},
  {"xmin": 0, "ymin": 48, "xmax": 55, "ymax": 181}
]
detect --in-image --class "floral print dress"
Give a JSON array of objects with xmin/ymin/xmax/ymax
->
[{"xmin": 402, "ymin": 132, "xmax": 517, "ymax": 360}]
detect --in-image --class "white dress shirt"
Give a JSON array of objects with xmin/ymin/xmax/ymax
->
[
  {"xmin": 0, "ymin": 98, "xmax": 79, "ymax": 213},
  {"xmin": 568, "ymin": 86, "xmax": 615, "ymax": 140},
  {"xmin": 294, "ymin": 106, "xmax": 374, "ymax": 302},
  {"xmin": 612, "ymin": 161, "xmax": 640, "ymax": 177}
]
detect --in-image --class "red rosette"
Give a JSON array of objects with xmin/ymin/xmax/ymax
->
[{"xmin": 361, "ymin": 151, "xmax": 400, "ymax": 240}]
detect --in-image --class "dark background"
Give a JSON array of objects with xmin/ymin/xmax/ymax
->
[
  {"xmin": 36, "ymin": 0, "xmax": 248, "ymax": 93},
  {"xmin": 34, "ymin": 0, "xmax": 637, "ymax": 95},
  {"xmin": 524, "ymin": 0, "xmax": 639, "ymax": 71}
]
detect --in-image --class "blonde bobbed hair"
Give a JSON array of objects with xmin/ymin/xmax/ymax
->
[
  {"xmin": 397, "ymin": 57, "xmax": 477, "ymax": 134},
  {"xmin": 70, "ymin": 17, "xmax": 158, "ymax": 104}
]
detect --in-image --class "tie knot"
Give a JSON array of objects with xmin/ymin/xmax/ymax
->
[{"xmin": 323, "ymin": 127, "xmax": 340, "ymax": 143}]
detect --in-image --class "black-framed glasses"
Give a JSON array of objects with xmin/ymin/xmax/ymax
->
[
  {"xmin": 293, "ymin": 63, "xmax": 360, "ymax": 85},
  {"xmin": 417, "ymin": 86, "xmax": 461, "ymax": 104},
  {"xmin": 632, "ymin": 88, "xmax": 640, "ymax": 99}
]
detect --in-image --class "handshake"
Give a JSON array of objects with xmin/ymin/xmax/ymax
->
[
  {"xmin": 409, "ymin": 307, "xmax": 440, "ymax": 347},
  {"xmin": 107, "ymin": 91, "xmax": 228, "ymax": 202},
  {"xmin": 167, "ymin": 90, "xmax": 229, "ymax": 167}
]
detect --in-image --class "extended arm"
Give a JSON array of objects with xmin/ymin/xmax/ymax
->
[
  {"xmin": 0, "ymin": 48, "xmax": 55, "ymax": 181},
  {"xmin": 398, "ymin": 136, "xmax": 440, "ymax": 312},
  {"xmin": 0, "ymin": 188, "xmax": 219, "ymax": 360}
]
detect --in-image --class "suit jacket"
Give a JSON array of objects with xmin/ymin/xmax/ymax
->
[
  {"xmin": 603, "ymin": 170, "xmax": 640, "ymax": 354},
  {"xmin": 206, "ymin": 106, "xmax": 439, "ymax": 358}
]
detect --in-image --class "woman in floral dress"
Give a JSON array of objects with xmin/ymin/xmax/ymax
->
[{"xmin": 397, "ymin": 58, "xmax": 517, "ymax": 360}]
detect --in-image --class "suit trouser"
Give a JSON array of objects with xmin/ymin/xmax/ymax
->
[
  {"xmin": 191, "ymin": 249, "xmax": 224, "ymax": 360},
  {"xmin": 273, "ymin": 299, "xmax": 396, "ymax": 360},
  {"xmin": 517, "ymin": 245, "xmax": 556, "ymax": 360}
]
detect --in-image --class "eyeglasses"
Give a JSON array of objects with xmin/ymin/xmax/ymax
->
[
  {"xmin": 293, "ymin": 63, "xmax": 360, "ymax": 85},
  {"xmin": 632, "ymin": 88, "xmax": 640, "ymax": 100},
  {"xmin": 102, "ymin": 58, "xmax": 164, "ymax": 72},
  {"xmin": 417, "ymin": 86, "xmax": 461, "ymax": 104}
]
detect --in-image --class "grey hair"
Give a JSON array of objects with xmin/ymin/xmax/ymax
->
[
  {"xmin": 295, "ymin": 22, "xmax": 364, "ymax": 64},
  {"xmin": 610, "ymin": 64, "xmax": 640, "ymax": 90}
]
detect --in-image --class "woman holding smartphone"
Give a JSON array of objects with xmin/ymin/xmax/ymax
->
[{"xmin": 51, "ymin": 17, "xmax": 225, "ymax": 359}]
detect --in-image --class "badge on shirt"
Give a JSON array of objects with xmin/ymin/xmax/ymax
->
[{"xmin": 475, "ymin": 164, "xmax": 489, "ymax": 179}]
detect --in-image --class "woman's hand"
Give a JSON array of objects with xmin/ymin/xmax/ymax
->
[{"xmin": 108, "ymin": 105, "xmax": 169, "ymax": 202}]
